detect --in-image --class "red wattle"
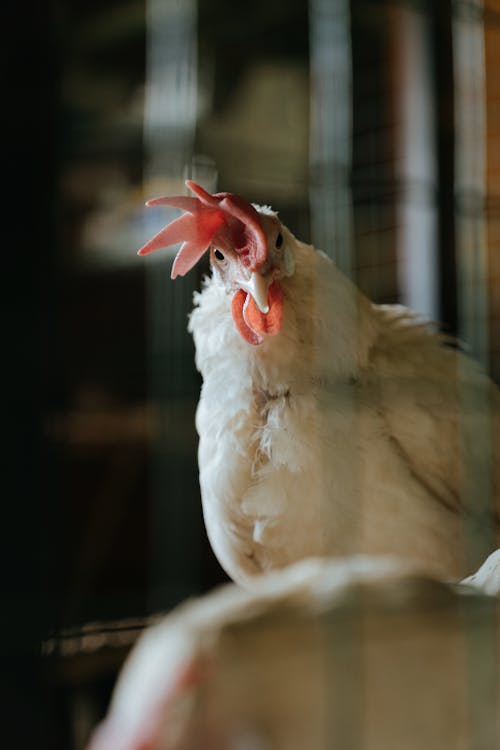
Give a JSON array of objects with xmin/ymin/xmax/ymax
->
[
  {"xmin": 231, "ymin": 281, "xmax": 283, "ymax": 345},
  {"xmin": 231, "ymin": 290, "xmax": 262, "ymax": 345}
]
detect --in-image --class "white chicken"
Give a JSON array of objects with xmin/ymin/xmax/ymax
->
[
  {"xmin": 88, "ymin": 552, "xmax": 500, "ymax": 750},
  {"xmin": 138, "ymin": 180, "xmax": 500, "ymax": 585}
]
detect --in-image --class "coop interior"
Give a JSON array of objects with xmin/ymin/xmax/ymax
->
[{"xmin": 5, "ymin": 1, "xmax": 500, "ymax": 748}]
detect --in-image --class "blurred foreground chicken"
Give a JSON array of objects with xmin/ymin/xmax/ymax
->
[
  {"xmin": 139, "ymin": 181, "xmax": 500, "ymax": 584},
  {"xmin": 88, "ymin": 552, "xmax": 500, "ymax": 750}
]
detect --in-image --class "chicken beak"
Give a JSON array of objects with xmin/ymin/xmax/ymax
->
[{"xmin": 238, "ymin": 271, "xmax": 272, "ymax": 314}]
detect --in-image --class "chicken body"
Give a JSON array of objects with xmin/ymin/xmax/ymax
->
[
  {"xmin": 88, "ymin": 553, "xmax": 500, "ymax": 750},
  {"xmin": 189, "ymin": 221, "xmax": 500, "ymax": 585},
  {"xmin": 137, "ymin": 182, "xmax": 499, "ymax": 585}
]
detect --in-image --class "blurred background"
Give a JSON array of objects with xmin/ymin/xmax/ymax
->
[{"xmin": 4, "ymin": 0, "xmax": 500, "ymax": 747}]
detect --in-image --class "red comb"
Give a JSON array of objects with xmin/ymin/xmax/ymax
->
[{"xmin": 138, "ymin": 180, "xmax": 267, "ymax": 279}]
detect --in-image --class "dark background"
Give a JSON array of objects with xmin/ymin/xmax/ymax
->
[{"xmin": 3, "ymin": 1, "xmax": 499, "ymax": 748}]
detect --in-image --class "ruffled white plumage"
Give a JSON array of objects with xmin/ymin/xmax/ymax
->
[{"xmin": 189, "ymin": 223, "xmax": 500, "ymax": 585}]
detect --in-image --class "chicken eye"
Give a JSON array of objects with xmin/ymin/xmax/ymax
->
[
  {"xmin": 275, "ymin": 232, "xmax": 283, "ymax": 249},
  {"xmin": 214, "ymin": 248, "xmax": 225, "ymax": 262}
]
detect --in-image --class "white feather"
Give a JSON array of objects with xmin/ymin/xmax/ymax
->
[
  {"xmin": 188, "ymin": 222, "xmax": 500, "ymax": 585},
  {"xmin": 89, "ymin": 554, "xmax": 500, "ymax": 750}
]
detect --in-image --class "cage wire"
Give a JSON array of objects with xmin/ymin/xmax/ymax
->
[
  {"xmin": 454, "ymin": 2, "xmax": 498, "ymax": 747},
  {"xmin": 141, "ymin": 0, "xmax": 497, "ymax": 745},
  {"xmin": 309, "ymin": 3, "xmax": 365, "ymax": 747}
]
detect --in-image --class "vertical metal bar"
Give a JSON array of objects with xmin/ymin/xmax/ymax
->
[
  {"xmin": 310, "ymin": 3, "xmax": 364, "ymax": 748},
  {"xmin": 396, "ymin": 3, "xmax": 439, "ymax": 321},
  {"xmin": 309, "ymin": 0, "xmax": 354, "ymax": 276},
  {"xmin": 453, "ymin": 3, "xmax": 498, "ymax": 749},
  {"xmin": 453, "ymin": 0, "xmax": 493, "ymax": 578},
  {"xmin": 143, "ymin": 0, "xmax": 200, "ymax": 612},
  {"xmin": 454, "ymin": 0, "xmax": 488, "ymax": 367}
]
